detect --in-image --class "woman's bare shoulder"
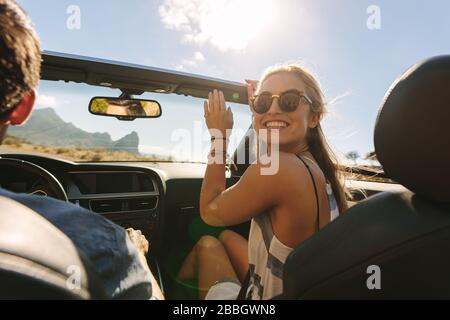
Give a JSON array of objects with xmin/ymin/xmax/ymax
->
[{"xmin": 246, "ymin": 152, "xmax": 311, "ymax": 187}]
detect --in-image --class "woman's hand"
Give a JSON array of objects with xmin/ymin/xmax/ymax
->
[
  {"xmin": 245, "ymin": 79, "xmax": 259, "ymax": 106},
  {"xmin": 126, "ymin": 228, "xmax": 149, "ymax": 256},
  {"xmin": 204, "ymin": 89, "xmax": 233, "ymax": 138}
]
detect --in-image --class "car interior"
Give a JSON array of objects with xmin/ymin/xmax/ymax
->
[{"xmin": 0, "ymin": 52, "xmax": 449, "ymax": 299}]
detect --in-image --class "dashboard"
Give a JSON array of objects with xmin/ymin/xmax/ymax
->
[
  {"xmin": 0, "ymin": 154, "xmax": 166, "ymax": 253},
  {"xmin": 0, "ymin": 153, "xmax": 219, "ymax": 296}
]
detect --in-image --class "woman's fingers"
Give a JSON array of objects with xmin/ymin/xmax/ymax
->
[
  {"xmin": 245, "ymin": 80, "xmax": 258, "ymax": 105},
  {"xmin": 208, "ymin": 92, "xmax": 214, "ymax": 114},
  {"xmin": 246, "ymin": 84, "xmax": 255, "ymax": 106},
  {"xmin": 219, "ymin": 90, "xmax": 225, "ymax": 111},
  {"xmin": 227, "ymin": 107, "xmax": 233, "ymax": 125},
  {"xmin": 245, "ymin": 79, "xmax": 259, "ymax": 87},
  {"xmin": 247, "ymin": 85, "xmax": 253, "ymax": 105},
  {"xmin": 213, "ymin": 89, "xmax": 221, "ymax": 111},
  {"xmin": 207, "ymin": 89, "xmax": 229, "ymax": 115},
  {"xmin": 204, "ymin": 100, "xmax": 209, "ymax": 117},
  {"xmin": 208, "ymin": 89, "xmax": 226, "ymax": 113}
]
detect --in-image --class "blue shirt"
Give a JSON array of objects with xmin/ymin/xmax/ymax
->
[{"xmin": 0, "ymin": 188, "xmax": 153, "ymax": 299}]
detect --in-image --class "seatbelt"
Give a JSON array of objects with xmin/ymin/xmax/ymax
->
[{"xmin": 236, "ymin": 270, "xmax": 251, "ymax": 300}]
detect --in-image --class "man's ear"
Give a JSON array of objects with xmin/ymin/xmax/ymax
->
[{"xmin": 9, "ymin": 90, "xmax": 36, "ymax": 125}]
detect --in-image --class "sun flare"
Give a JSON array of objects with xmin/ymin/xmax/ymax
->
[
  {"xmin": 202, "ymin": 0, "xmax": 276, "ymax": 51},
  {"xmin": 159, "ymin": 0, "xmax": 276, "ymax": 51}
]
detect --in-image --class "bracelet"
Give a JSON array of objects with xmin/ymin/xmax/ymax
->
[
  {"xmin": 211, "ymin": 136, "xmax": 229, "ymax": 142},
  {"xmin": 209, "ymin": 149, "xmax": 227, "ymax": 157},
  {"xmin": 207, "ymin": 149, "xmax": 228, "ymax": 164}
]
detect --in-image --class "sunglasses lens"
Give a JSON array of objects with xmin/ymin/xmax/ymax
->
[
  {"xmin": 280, "ymin": 92, "xmax": 300, "ymax": 112},
  {"xmin": 253, "ymin": 94, "xmax": 271, "ymax": 114}
]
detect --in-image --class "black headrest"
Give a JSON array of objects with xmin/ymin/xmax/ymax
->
[
  {"xmin": 375, "ymin": 56, "xmax": 450, "ymax": 205},
  {"xmin": 0, "ymin": 196, "xmax": 105, "ymax": 299}
]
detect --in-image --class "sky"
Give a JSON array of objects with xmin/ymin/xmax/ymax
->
[{"xmin": 16, "ymin": 0, "xmax": 450, "ymax": 162}]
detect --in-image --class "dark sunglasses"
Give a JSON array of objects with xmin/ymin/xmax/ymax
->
[{"xmin": 250, "ymin": 89, "xmax": 312, "ymax": 114}]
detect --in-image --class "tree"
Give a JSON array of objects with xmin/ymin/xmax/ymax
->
[
  {"xmin": 365, "ymin": 151, "xmax": 378, "ymax": 166},
  {"xmin": 345, "ymin": 150, "xmax": 360, "ymax": 165},
  {"xmin": 90, "ymin": 99, "xmax": 109, "ymax": 114}
]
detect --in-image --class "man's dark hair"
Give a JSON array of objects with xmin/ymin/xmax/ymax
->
[
  {"xmin": 127, "ymin": 103, "xmax": 146, "ymax": 117},
  {"xmin": 0, "ymin": 0, "xmax": 41, "ymax": 118}
]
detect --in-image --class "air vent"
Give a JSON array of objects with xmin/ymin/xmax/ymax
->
[
  {"xmin": 128, "ymin": 197, "xmax": 157, "ymax": 211},
  {"xmin": 90, "ymin": 199, "xmax": 122, "ymax": 213}
]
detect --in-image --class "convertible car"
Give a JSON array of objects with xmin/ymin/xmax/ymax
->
[{"xmin": 0, "ymin": 52, "xmax": 449, "ymax": 299}]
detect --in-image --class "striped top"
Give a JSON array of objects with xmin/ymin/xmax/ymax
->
[{"xmin": 245, "ymin": 183, "xmax": 339, "ymax": 300}]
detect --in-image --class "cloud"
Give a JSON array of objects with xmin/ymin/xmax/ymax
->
[
  {"xmin": 175, "ymin": 51, "xmax": 206, "ymax": 71},
  {"xmin": 194, "ymin": 51, "xmax": 205, "ymax": 62},
  {"xmin": 159, "ymin": 0, "xmax": 274, "ymax": 51},
  {"xmin": 36, "ymin": 94, "xmax": 57, "ymax": 108}
]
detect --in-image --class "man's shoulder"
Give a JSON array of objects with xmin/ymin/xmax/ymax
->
[
  {"xmin": 1, "ymin": 187, "xmax": 84, "ymax": 212},
  {"xmin": 0, "ymin": 187, "xmax": 117, "ymax": 230},
  {"xmin": 0, "ymin": 188, "xmax": 154, "ymax": 299}
]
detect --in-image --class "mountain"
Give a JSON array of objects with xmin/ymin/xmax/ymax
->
[
  {"xmin": 112, "ymin": 131, "xmax": 139, "ymax": 154},
  {"xmin": 8, "ymin": 108, "xmax": 140, "ymax": 154}
]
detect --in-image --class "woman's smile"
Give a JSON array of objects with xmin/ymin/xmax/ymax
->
[{"xmin": 263, "ymin": 120, "xmax": 290, "ymax": 129}]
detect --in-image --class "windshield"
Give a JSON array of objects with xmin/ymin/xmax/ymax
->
[
  {"xmin": 3, "ymin": 80, "xmax": 251, "ymax": 162},
  {"xmin": 4, "ymin": 0, "xmax": 450, "ymax": 167}
]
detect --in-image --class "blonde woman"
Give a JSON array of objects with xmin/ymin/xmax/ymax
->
[{"xmin": 177, "ymin": 64, "xmax": 349, "ymax": 300}]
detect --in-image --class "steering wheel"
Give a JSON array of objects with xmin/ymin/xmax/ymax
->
[{"xmin": 0, "ymin": 158, "xmax": 68, "ymax": 202}]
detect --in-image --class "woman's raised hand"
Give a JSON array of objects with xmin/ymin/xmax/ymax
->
[
  {"xmin": 204, "ymin": 89, "xmax": 233, "ymax": 138},
  {"xmin": 245, "ymin": 79, "xmax": 259, "ymax": 106}
]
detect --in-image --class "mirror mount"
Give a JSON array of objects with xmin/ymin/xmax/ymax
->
[
  {"xmin": 119, "ymin": 88, "xmax": 144, "ymax": 98},
  {"xmin": 119, "ymin": 92, "xmax": 132, "ymax": 100}
]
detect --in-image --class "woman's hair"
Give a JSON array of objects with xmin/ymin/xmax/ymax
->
[{"xmin": 257, "ymin": 64, "xmax": 349, "ymax": 213}]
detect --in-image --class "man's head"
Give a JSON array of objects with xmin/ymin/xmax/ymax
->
[{"xmin": 0, "ymin": 0, "xmax": 41, "ymax": 142}]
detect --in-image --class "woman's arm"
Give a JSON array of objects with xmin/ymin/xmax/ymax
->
[
  {"xmin": 200, "ymin": 89, "xmax": 298, "ymax": 227},
  {"xmin": 199, "ymin": 89, "xmax": 232, "ymax": 224}
]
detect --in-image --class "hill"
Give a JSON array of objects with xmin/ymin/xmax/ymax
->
[{"xmin": 8, "ymin": 108, "xmax": 139, "ymax": 154}]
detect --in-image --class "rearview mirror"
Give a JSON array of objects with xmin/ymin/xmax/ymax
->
[{"xmin": 89, "ymin": 97, "xmax": 162, "ymax": 120}]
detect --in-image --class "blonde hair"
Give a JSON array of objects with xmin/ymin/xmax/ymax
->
[{"xmin": 257, "ymin": 64, "xmax": 349, "ymax": 213}]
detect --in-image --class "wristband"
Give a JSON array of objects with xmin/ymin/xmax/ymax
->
[{"xmin": 211, "ymin": 136, "xmax": 229, "ymax": 142}]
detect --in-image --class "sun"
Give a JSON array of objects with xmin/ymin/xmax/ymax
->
[{"xmin": 201, "ymin": 0, "xmax": 275, "ymax": 51}]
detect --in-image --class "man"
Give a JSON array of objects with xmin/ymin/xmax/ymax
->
[{"xmin": 0, "ymin": 0, "xmax": 163, "ymax": 299}]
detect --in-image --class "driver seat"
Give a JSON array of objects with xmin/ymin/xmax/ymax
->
[
  {"xmin": 281, "ymin": 56, "xmax": 450, "ymax": 299},
  {"xmin": 0, "ymin": 196, "xmax": 105, "ymax": 299}
]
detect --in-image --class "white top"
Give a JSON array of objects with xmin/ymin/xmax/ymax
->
[{"xmin": 245, "ymin": 183, "xmax": 339, "ymax": 300}]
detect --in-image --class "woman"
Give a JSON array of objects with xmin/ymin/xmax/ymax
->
[{"xmin": 177, "ymin": 64, "xmax": 349, "ymax": 300}]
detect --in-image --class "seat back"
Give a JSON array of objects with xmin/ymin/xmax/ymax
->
[
  {"xmin": 0, "ymin": 196, "xmax": 105, "ymax": 299},
  {"xmin": 282, "ymin": 56, "xmax": 450, "ymax": 299},
  {"xmin": 283, "ymin": 192, "xmax": 450, "ymax": 299}
]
